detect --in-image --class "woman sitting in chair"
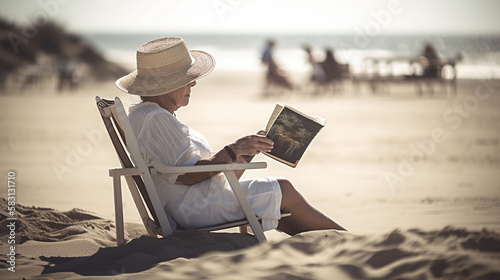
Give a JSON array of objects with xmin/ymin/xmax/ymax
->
[{"xmin": 115, "ymin": 37, "xmax": 345, "ymax": 236}]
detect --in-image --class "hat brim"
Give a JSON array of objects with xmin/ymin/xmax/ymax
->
[{"xmin": 115, "ymin": 50, "xmax": 215, "ymax": 96}]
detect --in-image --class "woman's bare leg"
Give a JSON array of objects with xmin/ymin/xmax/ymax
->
[{"xmin": 277, "ymin": 179, "xmax": 346, "ymax": 235}]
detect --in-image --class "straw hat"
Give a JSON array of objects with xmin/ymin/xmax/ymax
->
[{"xmin": 116, "ymin": 37, "xmax": 215, "ymax": 96}]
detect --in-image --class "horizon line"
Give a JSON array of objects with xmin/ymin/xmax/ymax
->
[{"xmin": 76, "ymin": 29, "xmax": 500, "ymax": 37}]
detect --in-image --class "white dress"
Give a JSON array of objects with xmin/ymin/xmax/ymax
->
[{"xmin": 128, "ymin": 102, "xmax": 282, "ymax": 231}]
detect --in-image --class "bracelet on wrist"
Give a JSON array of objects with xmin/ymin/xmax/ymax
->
[{"xmin": 223, "ymin": 145, "xmax": 237, "ymax": 162}]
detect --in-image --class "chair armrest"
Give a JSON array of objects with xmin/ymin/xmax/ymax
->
[{"xmin": 150, "ymin": 161, "xmax": 267, "ymax": 175}]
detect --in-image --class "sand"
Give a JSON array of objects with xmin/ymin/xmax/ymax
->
[
  {"xmin": 1, "ymin": 199, "xmax": 499, "ymax": 279},
  {"xmin": 1, "ymin": 69, "xmax": 500, "ymax": 279}
]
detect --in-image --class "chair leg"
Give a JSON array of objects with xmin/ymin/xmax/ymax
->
[
  {"xmin": 223, "ymin": 171, "xmax": 267, "ymax": 243},
  {"xmin": 112, "ymin": 173, "xmax": 125, "ymax": 246},
  {"xmin": 123, "ymin": 176, "xmax": 156, "ymax": 237}
]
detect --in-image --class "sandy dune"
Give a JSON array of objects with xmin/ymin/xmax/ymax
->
[{"xmin": 1, "ymin": 198, "xmax": 499, "ymax": 279}]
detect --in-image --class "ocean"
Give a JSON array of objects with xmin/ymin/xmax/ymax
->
[{"xmin": 81, "ymin": 33, "xmax": 500, "ymax": 79}]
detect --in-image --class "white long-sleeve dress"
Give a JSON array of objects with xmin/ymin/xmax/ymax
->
[{"xmin": 128, "ymin": 102, "xmax": 282, "ymax": 231}]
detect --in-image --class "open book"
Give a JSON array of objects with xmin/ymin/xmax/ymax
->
[{"xmin": 263, "ymin": 104, "xmax": 326, "ymax": 167}]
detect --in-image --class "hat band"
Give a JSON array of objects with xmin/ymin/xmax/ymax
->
[{"xmin": 137, "ymin": 54, "xmax": 193, "ymax": 77}]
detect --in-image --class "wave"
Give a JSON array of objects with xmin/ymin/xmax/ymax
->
[{"xmin": 82, "ymin": 33, "xmax": 500, "ymax": 79}]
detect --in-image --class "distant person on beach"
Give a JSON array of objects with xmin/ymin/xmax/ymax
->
[
  {"xmin": 116, "ymin": 37, "xmax": 345, "ymax": 235},
  {"xmin": 302, "ymin": 45, "xmax": 327, "ymax": 84},
  {"xmin": 420, "ymin": 43, "xmax": 442, "ymax": 78},
  {"xmin": 322, "ymin": 48, "xmax": 349, "ymax": 82},
  {"xmin": 57, "ymin": 59, "xmax": 81, "ymax": 92},
  {"xmin": 260, "ymin": 39, "xmax": 293, "ymax": 90},
  {"xmin": 261, "ymin": 39, "xmax": 275, "ymax": 66}
]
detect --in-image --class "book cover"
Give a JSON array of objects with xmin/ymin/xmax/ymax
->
[{"xmin": 263, "ymin": 104, "xmax": 326, "ymax": 167}]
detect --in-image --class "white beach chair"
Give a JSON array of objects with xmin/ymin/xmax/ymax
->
[{"xmin": 96, "ymin": 96, "xmax": 289, "ymax": 246}]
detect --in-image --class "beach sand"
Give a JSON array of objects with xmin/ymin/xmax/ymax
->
[{"xmin": 1, "ymin": 69, "xmax": 500, "ymax": 279}]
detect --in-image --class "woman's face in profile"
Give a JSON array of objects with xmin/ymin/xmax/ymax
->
[{"xmin": 169, "ymin": 81, "xmax": 197, "ymax": 108}]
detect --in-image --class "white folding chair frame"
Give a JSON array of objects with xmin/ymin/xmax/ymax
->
[{"xmin": 101, "ymin": 97, "xmax": 270, "ymax": 245}]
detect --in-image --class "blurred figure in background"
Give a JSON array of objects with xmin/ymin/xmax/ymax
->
[
  {"xmin": 322, "ymin": 48, "xmax": 350, "ymax": 92},
  {"xmin": 420, "ymin": 43, "xmax": 442, "ymax": 78},
  {"xmin": 261, "ymin": 39, "xmax": 293, "ymax": 93},
  {"xmin": 302, "ymin": 45, "xmax": 327, "ymax": 85},
  {"xmin": 415, "ymin": 42, "xmax": 458, "ymax": 96},
  {"xmin": 261, "ymin": 39, "xmax": 275, "ymax": 67},
  {"xmin": 322, "ymin": 48, "xmax": 349, "ymax": 81},
  {"xmin": 57, "ymin": 58, "xmax": 81, "ymax": 92}
]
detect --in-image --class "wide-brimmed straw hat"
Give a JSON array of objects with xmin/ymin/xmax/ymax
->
[{"xmin": 116, "ymin": 37, "xmax": 215, "ymax": 96}]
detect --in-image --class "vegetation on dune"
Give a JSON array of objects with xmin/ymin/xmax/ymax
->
[{"xmin": 0, "ymin": 17, "xmax": 128, "ymax": 90}]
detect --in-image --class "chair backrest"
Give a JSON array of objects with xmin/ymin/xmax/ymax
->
[{"xmin": 96, "ymin": 96, "xmax": 176, "ymax": 236}]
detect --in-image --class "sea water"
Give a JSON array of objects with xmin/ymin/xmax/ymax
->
[{"xmin": 82, "ymin": 33, "xmax": 500, "ymax": 79}]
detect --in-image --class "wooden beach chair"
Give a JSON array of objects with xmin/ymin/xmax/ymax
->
[{"xmin": 96, "ymin": 96, "xmax": 289, "ymax": 246}]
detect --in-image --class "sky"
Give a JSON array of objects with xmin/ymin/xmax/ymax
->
[{"xmin": 1, "ymin": 0, "xmax": 500, "ymax": 35}]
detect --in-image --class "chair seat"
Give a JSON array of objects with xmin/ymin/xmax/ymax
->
[
  {"xmin": 145, "ymin": 212, "xmax": 292, "ymax": 235},
  {"xmin": 196, "ymin": 212, "xmax": 291, "ymax": 232}
]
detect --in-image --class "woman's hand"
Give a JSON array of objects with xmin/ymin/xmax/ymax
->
[
  {"xmin": 229, "ymin": 131, "xmax": 273, "ymax": 158},
  {"xmin": 178, "ymin": 130, "xmax": 272, "ymax": 186}
]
